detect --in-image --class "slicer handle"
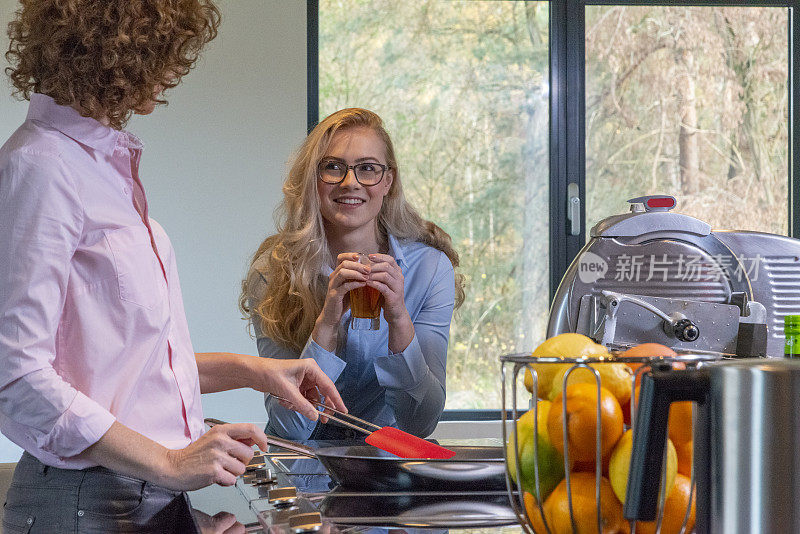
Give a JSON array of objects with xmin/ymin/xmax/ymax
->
[{"xmin": 601, "ymin": 291, "xmax": 672, "ymax": 323}]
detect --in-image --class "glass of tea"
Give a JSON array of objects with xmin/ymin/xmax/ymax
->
[{"xmin": 349, "ymin": 253, "xmax": 383, "ymax": 330}]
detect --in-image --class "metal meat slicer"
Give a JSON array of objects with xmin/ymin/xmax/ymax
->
[{"xmin": 548, "ymin": 195, "xmax": 800, "ymax": 357}]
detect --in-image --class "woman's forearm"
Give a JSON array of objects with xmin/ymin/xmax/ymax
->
[
  {"xmin": 195, "ymin": 352, "xmax": 258, "ymax": 393},
  {"xmin": 387, "ymin": 311, "xmax": 415, "ymax": 354},
  {"xmin": 195, "ymin": 352, "xmax": 346, "ymax": 421},
  {"xmin": 311, "ymin": 319, "xmax": 338, "ymax": 352},
  {"xmin": 80, "ymin": 421, "xmax": 173, "ymax": 486},
  {"xmin": 82, "ymin": 420, "xmax": 271, "ymax": 491}
]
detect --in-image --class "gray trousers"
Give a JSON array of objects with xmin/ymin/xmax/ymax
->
[{"xmin": 2, "ymin": 452, "xmax": 199, "ymax": 533}]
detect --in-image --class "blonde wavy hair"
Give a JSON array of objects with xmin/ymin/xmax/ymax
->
[
  {"xmin": 241, "ymin": 108, "xmax": 465, "ymax": 351},
  {"xmin": 5, "ymin": 0, "xmax": 221, "ymax": 130}
]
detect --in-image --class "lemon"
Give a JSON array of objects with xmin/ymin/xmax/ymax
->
[
  {"xmin": 609, "ymin": 429, "xmax": 677, "ymax": 504},
  {"xmin": 548, "ymin": 363, "xmax": 633, "ymax": 406},
  {"xmin": 506, "ymin": 401, "xmax": 551, "ymax": 477},
  {"xmin": 524, "ymin": 364, "xmax": 570, "ymax": 399},
  {"xmin": 506, "ymin": 400, "xmax": 565, "ymax": 501},
  {"xmin": 524, "ymin": 333, "xmax": 609, "ymax": 399}
]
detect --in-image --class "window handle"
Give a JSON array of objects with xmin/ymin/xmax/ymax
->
[{"xmin": 567, "ymin": 182, "xmax": 581, "ymax": 236}]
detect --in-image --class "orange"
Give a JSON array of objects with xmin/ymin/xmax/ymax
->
[
  {"xmin": 634, "ymin": 473, "xmax": 696, "ymax": 534},
  {"xmin": 668, "ymin": 401, "xmax": 693, "ymax": 445},
  {"xmin": 523, "ymin": 491, "xmax": 549, "ymax": 534},
  {"xmin": 548, "ymin": 383, "xmax": 624, "ymax": 464},
  {"xmin": 548, "ymin": 363, "xmax": 633, "ymax": 406},
  {"xmin": 675, "ymin": 440, "xmax": 693, "ymax": 477},
  {"xmin": 620, "ymin": 343, "xmax": 677, "ymax": 374},
  {"xmin": 544, "ymin": 472, "xmax": 629, "ymax": 534},
  {"xmin": 573, "ymin": 452, "xmax": 611, "ymax": 476}
]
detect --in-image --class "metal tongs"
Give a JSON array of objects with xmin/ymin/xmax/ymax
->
[{"xmin": 273, "ymin": 395, "xmax": 456, "ymax": 459}]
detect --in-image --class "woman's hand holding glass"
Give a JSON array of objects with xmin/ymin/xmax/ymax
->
[
  {"xmin": 365, "ymin": 253, "xmax": 415, "ymax": 353},
  {"xmin": 312, "ymin": 253, "xmax": 371, "ymax": 350},
  {"xmin": 363, "ymin": 253, "xmax": 406, "ymax": 323}
]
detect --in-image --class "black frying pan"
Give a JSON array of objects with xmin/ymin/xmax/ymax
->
[{"xmin": 264, "ymin": 434, "xmax": 507, "ymax": 492}]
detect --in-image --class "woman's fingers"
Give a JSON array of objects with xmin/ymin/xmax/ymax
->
[
  {"xmin": 366, "ymin": 261, "xmax": 402, "ymax": 281},
  {"xmin": 336, "ymin": 252, "xmax": 360, "ymax": 264},
  {"xmin": 339, "ymin": 280, "xmax": 367, "ymax": 294},
  {"xmin": 329, "ymin": 266, "xmax": 368, "ymax": 294},
  {"xmin": 365, "ymin": 278, "xmax": 393, "ymax": 296},
  {"xmin": 224, "ymin": 437, "xmax": 258, "ymax": 465},
  {"xmin": 368, "ymin": 253, "xmax": 399, "ymax": 268},
  {"xmin": 217, "ymin": 423, "xmax": 269, "ymax": 452},
  {"xmin": 366, "ymin": 270, "xmax": 403, "ymax": 304},
  {"xmin": 334, "ymin": 263, "xmax": 370, "ymax": 281},
  {"xmin": 366, "ymin": 270, "xmax": 399, "ymax": 287},
  {"xmin": 213, "ymin": 453, "xmax": 245, "ymax": 486},
  {"xmin": 304, "ymin": 362, "xmax": 346, "ymax": 414}
]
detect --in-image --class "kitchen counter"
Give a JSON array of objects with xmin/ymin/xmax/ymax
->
[{"xmin": 188, "ymin": 438, "xmax": 526, "ymax": 533}]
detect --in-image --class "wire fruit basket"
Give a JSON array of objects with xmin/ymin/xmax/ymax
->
[{"xmin": 500, "ymin": 350, "xmax": 720, "ymax": 534}]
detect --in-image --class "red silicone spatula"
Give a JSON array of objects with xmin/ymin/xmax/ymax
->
[
  {"xmin": 362, "ymin": 425, "xmax": 456, "ymax": 459},
  {"xmin": 274, "ymin": 396, "xmax": 456, "ymax": 459}
]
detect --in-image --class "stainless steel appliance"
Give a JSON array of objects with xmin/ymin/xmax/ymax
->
[
  {"xmin": 625, "ymin": 359, "xmax": 800, "ymax": 533},
  {"xmin": 237, "ymin": 439, "xmax": 522, "ymax": 532},
  {"xmin": 547, "ymin": 195, "xmax": 800, "ymax": 357}
]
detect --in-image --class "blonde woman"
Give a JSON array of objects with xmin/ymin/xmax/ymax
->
[{"xmin": 243, "ymin": 108, "xmax": 465, "ymax": 440}]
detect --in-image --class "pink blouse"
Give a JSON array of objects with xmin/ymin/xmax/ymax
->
[{"xmin": 0, "ymin": 94, "xmax": 204, "ymax": 468}]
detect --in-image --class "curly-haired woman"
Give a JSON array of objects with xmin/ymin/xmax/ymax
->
[
  {"xmin": 242, "ymin": 108, "xmax": 464, "ymax": 441},
  {"xmin": 0, "ymin": 2, "xmax": 344, "ymax": 531}
]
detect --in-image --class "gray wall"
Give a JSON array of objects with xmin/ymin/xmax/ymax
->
[{"xmin": 0, "ymin": 0, "xmax": 307, "ymax": 462}]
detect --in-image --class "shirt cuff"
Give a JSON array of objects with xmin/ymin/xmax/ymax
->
[
  {"xmin": 373, "ymin": 334, "xmax": 428, "ymax": 399},
  {"xmin": 301, "ymin": 339, "xmax": 347, "ymax": 383},
  {"xmin": 38, "ymin": 390, "xmax": 116, "ymax": 459}
]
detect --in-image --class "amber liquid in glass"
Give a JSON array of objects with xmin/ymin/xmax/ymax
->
[{"xmin": 349, "ymin": 286, "xmax": 383, "ymax": 319}]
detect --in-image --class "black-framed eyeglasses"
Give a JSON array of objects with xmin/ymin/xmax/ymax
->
[{"xmin": 317, "ymin": 158, "xmax": 389, "ymax": 186}]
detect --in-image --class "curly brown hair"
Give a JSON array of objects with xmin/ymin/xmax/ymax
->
[{"xmin": 5, "ymin": 0, "xmax": 221, "ymax": 130}]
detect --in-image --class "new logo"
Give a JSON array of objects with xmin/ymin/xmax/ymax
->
[{"xmin": 577, "ymin": 251, "xmax": 608, "ymax": 284}]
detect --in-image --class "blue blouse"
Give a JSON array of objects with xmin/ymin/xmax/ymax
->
[{"xmin": 246, "ymin": 234, "xmax": 456, "ymax": 439}]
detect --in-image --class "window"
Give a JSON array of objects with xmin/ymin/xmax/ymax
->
[
  {"xmin": 317, "ymin": 0, "xmax": 550, "ymax": 409},
  {"xmin": 313, "ymin": 0, "xmax": 797, "ymax": 410}
]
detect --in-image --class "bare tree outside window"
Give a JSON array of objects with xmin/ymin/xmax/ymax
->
[
  {"xmin": 585, "ymin": 6, "xmax": 789, "ymax": 234},
  {"xmin": 320, "ymin": 0, "xmax": 550, "ymax": 408}
]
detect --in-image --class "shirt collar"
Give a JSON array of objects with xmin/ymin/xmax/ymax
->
[
  {"xmin": 387, "ymin": 233, "xmax": 407, "ymax": 269},
  {"xmin": 26, "ymin": 93, "xmax": 143, "ymax": 156},
  {"xmin": 320, "ymin": 233, "xmax": 408, "ymax": 276}
]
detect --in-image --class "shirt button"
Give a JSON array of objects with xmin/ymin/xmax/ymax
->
[
  {"xmin": 77, "ymin": 510, "xmax": 84, "ymax": 517},
  {"xmin": 26, "ymin": 517, "xmax": 33, "ymax": 525}
]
